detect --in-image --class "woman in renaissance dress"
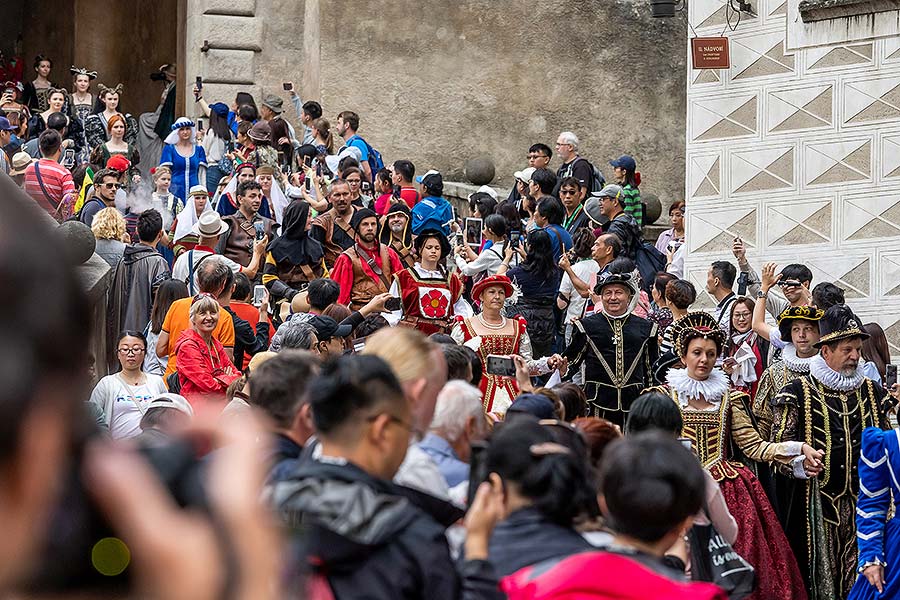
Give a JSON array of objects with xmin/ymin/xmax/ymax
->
[
  {"xmin": 450, "ymin": 274, "xmax": 553, "ymax": 415},
  {"xmin": 651, "ymin": 311, "xmax": 811, "ymax": 600}
]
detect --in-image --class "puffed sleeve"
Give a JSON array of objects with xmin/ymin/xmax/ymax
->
[
  {"xmin": 731, "ymin": 393, "xmax": 803, "ymax": 464},
  {"xmin": 856, "ymin": 427, "xmax": 891, "ymax": 573}
]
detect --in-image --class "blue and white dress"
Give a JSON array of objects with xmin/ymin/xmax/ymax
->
[
  {"xmin": 159, "ymin": 143, "xmax": 207, "ymax": 204},
  {"xmin": 848, "ymin": 427, "xmax": 900, "ymax": 599}
]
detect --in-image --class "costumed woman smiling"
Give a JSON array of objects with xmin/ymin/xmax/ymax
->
[{"xmin": 650, "ymin": 312, "xmax": 811, "ymax": 600}]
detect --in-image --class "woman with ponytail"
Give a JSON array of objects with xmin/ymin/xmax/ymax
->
[{"xmin": 485, "ymin": 419, "xmax": 596, "ymax": 576}]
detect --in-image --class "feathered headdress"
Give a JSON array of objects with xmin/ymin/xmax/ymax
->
[
  {"xmin": 668, "ymin": 312, "xmax": 728, "ymax": 357},
  {"xmin": 69, "ymin": 66, "xmax": 98, "ymax": 80}
]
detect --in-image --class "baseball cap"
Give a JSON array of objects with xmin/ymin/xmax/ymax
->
[
  {"xmin": 145, "ymin": 393, "xmax": 194, "ymax": 417},
  {"xmin": 506, "ymin": 394, "xmax": 556, "ymax": 420},
  {"xmin": 309, "ymin": 315, "xmax": 353, "ymax": 340},
  {"xmin": 415, "ymin": 169, "xmax": 440, "ymax": 184},
  {"xmin": 514, "ymin": 166, "xmax": 536, "ymax": 183},
  {"xmin": 609, "ymin": 155, "xmax": 636, "ymax": 172},
  {"xmin": 0, "ymin": 116, "xmax": 14, "ymax": 131},
  {"xmin": 591, "ymin": 184, "xmax": 624, "ymax": 200}
]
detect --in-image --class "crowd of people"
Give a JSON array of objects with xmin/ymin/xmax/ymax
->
[{"xmin": 2, "ymin": 50, "xmax": 900, "ymax": 600}]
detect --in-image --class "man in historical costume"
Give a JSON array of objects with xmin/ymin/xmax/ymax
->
[
  {"xmin": 772, "ymin": 304, "xmax": 896, "ymax": 599},
  {"xmin": 386, "ymin": 229, "xmax": 471, "ymax": 335},
  {"xmin": 379, "ymin": 201, "xmax": 415, "ymax": 268},
  {"xmin": 561, "ymin": 271, "xmax": 658, "ymax": 427},
  {"xmin": 330, "ymin": 208, "xmax": 403, "ymax": 311},
  {"xmin": 215, "ymin": 163, "xmax": 264, "ymax": 217},
  {"xmin": 216, "ymin": 180, "xmax": 278, "ymax": 273},
  {"xmin": 310, "ymin": 179, "xmax": 357, "ymax": 269}
]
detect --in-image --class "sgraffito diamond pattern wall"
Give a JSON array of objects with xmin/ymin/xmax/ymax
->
[{"xmin": 685, "ymin": 0, "xmax": 900, "ymax": 352}]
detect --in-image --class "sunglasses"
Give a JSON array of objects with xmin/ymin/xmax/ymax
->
[{"xmin": 102, "ymin": 182, "xmax": 122, "ymax": 189}]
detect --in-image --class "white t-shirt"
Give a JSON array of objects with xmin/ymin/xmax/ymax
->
[
  {"xmin": 559, "ymin": 259, "xmax": 601, "ymax": 324},
  {"xmin": 172, "ymin": 249, "xmax": 242, "ymax": 295},
  {"xmin": 89, "ymin": 373, "xmax": 167, "ymax": 440}
]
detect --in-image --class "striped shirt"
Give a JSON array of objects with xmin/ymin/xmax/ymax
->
[
  {"xmin": 24, "ymin": 159, "xmax": 76, "ymax": 217},
  {"xmin": 622, "ymin": 184, "xmax": 643, "ymax": 227}
]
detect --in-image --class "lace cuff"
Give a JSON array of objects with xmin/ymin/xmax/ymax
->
[
  {"xmin": 791, "ymin": 456, "xmax": 810, "ymax": 479},
  {"xmin": 858, "ymin": 558, "xmax": 887, "ymax": 573}
]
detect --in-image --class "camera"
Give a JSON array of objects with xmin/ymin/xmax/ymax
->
[
  {"xmin": 24, "ymin": 428, "xmax": 210, "ymax": 594},
  {"xmin": 149, "ymin": 70, "xmax": 168, "ymax": 82}
]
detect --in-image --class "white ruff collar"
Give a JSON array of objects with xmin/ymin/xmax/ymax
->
[
  {"xmin": 666, "ymin": 368, "xmax": 730, "ymax": 407},
  {"xmin": 781, "ymin": 344, "xmax": 815, "ymax": 373},
  {"xmin": 809, "ymin": 354, "xmax": 865, "ymax": 392}
]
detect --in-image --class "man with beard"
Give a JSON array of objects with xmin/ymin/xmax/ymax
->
[
  {"xmin": 561, "ymin": 269, "xmax": 658, "ymax": 427},
  {"xmin": 330, "ymin": 208, "xmax": 403, "ymax": 310},
  {"xmin": 218, "ymin": 180, "xmax": 278, "ymax": 271},
  {"xmin": 772, "ymin": 304, "xmax": 896, "ymax": 598},
  {"xmin": 379, "ymin": 201, "xmax": 415, "ymax": 268},
  {"xmin": 216, "ymin": 163, "xmax": 270, "ymax": 218},
  {"xmin": 311, "ymin": 179, "xmax": 357, "ymax": 268}
]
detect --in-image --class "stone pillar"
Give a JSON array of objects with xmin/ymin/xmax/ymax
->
[{"xmin": 185, "ymin": 0, "xmax": 264, "ymax": 118}]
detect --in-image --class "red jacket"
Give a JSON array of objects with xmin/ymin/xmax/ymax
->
[
  {"xmin": 501, "ymin": 552, "xmax": 726, "ymax": 600},
  {"xmin": 174, "ymin": 328, "xmax": 239, "ymax": 408}
]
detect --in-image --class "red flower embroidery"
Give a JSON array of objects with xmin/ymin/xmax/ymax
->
[{"xmin": 421, "ymin": 289, "xmax": 450, "ymax": 318}]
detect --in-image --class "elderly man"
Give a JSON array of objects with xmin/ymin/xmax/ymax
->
[
  {"xmin": 310, "ymin": 179, "xmax": 358, "ymax": 268},
  {"xmin": 417, "ymin": 380, "xmax": 486, "ymax": 491},
  {"xmin": 772, "ymin": 304, "xmax": 895, "ymax": 597},
  {"xmin": 330, "ymin": 208, "xmax": 403, "ymax": 310},
  {"xmin": 562, "ymin": 271, "xmax": 658, "ymax": 427},
  {"xmin": 554, "ymin": 131, "xmax": 596, "ymax": 194}
]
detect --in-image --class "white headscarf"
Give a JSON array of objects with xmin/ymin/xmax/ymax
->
[
  {"xmin": 164, "ymin": 117, "xmax": 196, "ymax": 145},
  {"xmin": 265, "ymin": 176, "xmax": 290, "ymax": 225},
  {"xmin": 173, "ymin": 193, "xmax": 212, "ymax": 242}
]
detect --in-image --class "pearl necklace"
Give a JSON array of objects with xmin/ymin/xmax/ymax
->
[{"xmin": 478, "ymin": 313, "xmax": 507, "ymax": 330}]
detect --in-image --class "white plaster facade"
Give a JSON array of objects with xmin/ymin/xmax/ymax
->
[{"xmin": 684, "ymin": 0, "xmax": 900, "ymax": 352}]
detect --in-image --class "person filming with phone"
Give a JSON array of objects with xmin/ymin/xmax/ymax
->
[{"xmin": 218, "ymin": 180, "xmax": 277, "ymax": 273}]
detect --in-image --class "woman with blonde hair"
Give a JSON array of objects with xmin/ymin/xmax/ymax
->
[
  {"xmin": 174, "ymin": 294, "xmax": 240, "ymax": 408},
  {"xmin": 91, "ymin": 206, "xmax": 128, "ymax": 266}
]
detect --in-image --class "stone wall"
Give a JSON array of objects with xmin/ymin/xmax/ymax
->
[
  {"xmin": 683, "ymin": 0, "xmax": 900, "ymax": 351},
  {"xmin": 185, "ymin": 0, "xmax": 688, "ymax": 221}
]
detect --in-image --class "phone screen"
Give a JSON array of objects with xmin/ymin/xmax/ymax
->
[
  {"xmin": 253, "ymin": 285, "xmax": 267, "ymax": 307},
  {"xmin": 886, "ymin": 364, "xmax": 897, "ymax": 389},
  {"xmin": 486, "ymin": 355, "xmax": 516, "ymax": 377}
]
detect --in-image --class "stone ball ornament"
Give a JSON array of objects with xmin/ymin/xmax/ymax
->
[
  {"xmin": 643, "ymin": 193, "xmax": 662, "ymax": 226},
  {"xmin": 57, "ymin": 220, "xmax": 97, "ymax": 265},
  {"xmin": 465, "ymin": 156, "xmax": 496, "ymax": 186}
]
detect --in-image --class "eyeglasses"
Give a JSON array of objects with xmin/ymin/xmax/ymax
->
[
  {"xmin": 527, "ymin": 154, "xmax": 548, "ymax": 160},
  {"xmin": 559, "ymin": 189, "xmax": 578, "ymax": 196},
  {"xmin": 732, "ymin": 312, "xmax": 752, "ymax": 320},
  {"xmin": 118, "ymin": 347, "xmax": 145, "ymax": 355},
  {"xmin": 103, "ymin": 182, "xmax": 122, "ymax": 189},
  {"xmin": 554, "ymin": 142, "xmax": 571, "ymax": 148},
  {"xmin": 366, "ymin": 413, "xmax": 415, "ymax": 435}
]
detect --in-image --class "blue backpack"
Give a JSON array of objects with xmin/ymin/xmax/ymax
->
[{"xmin": 359, "ymin": 137, "xmax": 385, "ymax": 177}]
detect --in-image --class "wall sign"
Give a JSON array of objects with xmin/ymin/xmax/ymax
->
[{"xmin": 691, "ymin": 37, "xmax": 730, "ymax": 69}]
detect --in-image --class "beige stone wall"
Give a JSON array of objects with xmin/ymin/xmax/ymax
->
[
  {"xmin": 185, "ymin": 0, "xmax": 687, "ymax": 221},
  {"xmin": 683, "ymin": 0, "xmax": 900, "ymax": 351}
]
